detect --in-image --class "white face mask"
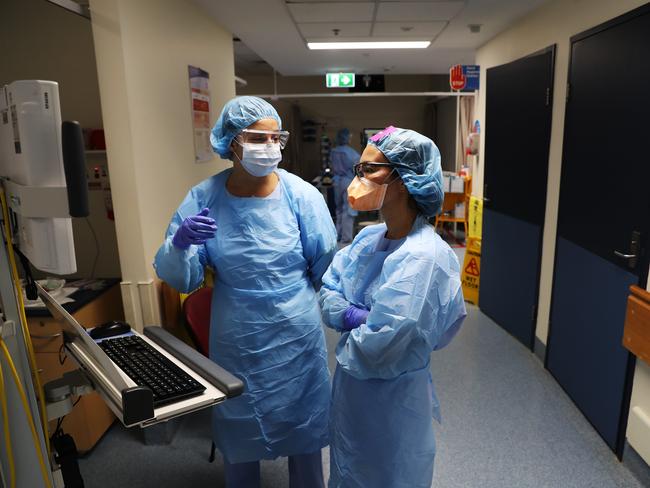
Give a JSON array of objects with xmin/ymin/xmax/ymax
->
[{"xmin": 235, "ymin": 141, "xmax": 282, "ymax": 177}]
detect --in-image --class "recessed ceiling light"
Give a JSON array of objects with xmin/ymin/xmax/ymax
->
[{"xmin": 307, "ymin": 41, "xmax": 430, "ymax": 50}]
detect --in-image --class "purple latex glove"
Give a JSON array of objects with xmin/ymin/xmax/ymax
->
[
  {"xmin": 342, "ymin": 305, "xmax": 369, "ymax": 331},
  {"xmin": 172, "ymin": 207, "xmax": 217, "ymax": 250}
]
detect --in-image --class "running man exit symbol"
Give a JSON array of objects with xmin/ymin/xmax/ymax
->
[{"xmin": 326, "ymin": 73, "xmax": 355, "ymax": 88}]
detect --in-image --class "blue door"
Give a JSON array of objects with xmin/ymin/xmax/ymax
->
[
  {"xmin": 546, "ymin": 5, "xmax": 650, "ymax": 458},
  {"xmin": 480, "ymin": 48, "xmax": 555, "ymax": 350}
]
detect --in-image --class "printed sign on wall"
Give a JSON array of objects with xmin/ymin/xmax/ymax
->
[
  {"xmin": 450, "ymin": 65, "xmax": 480, "ymax": 91},
  {"xmin": 189, "ymin": 66, "xmax": 212, "ymax": 163}
]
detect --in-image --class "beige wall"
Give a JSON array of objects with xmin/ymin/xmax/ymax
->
[
  {"xmin": 1, "ymin": 0, "xmax": 122, "ymax": 279},
  {"xmin": 89, "ymin": 0, "xmax": 235, "ymax": 328},
  {"xmin": 0, "ymin": 0, "xmax": 103, "ymax": 128},
  {"xmin": 475, "ymin": 0, "xmax": 650, "ymax": 464}
]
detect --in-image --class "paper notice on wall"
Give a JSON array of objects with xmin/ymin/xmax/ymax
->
[
  {"xmin": 189, "ymin": 66, "xmax": 212, "ymax": 163},
  {"xmin": 468, "ymin": 196, "xmax": 483, "ymax": 239}
]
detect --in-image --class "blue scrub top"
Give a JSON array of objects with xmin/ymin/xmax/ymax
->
[{"xmin": 330, "ymin": 145, "xmax": 359, "ymax": 179}]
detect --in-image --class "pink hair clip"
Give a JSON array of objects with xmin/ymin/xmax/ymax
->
[{"xmin": 370, "ymin": 126, "xmax": 397, "ymax": 142}]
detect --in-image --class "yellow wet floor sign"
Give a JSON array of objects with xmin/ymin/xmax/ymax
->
[{"xmin": 461, "ymin": 238, "xmax": 481, "ymax": 305}]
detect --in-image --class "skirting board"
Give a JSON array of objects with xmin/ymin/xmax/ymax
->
[
  {"xmin": 120, "ymin": 281, "xmax": 142, "ymax": 330},
  {"xmin": 138, "ymin": 279, "xmax": 161, "ymax": 326},
  {"xmin": 627, "ymin": 405, "xmax": 650, "ymax": 469},
  {"xmin": 534, "ymin": 337, "xmax": 546, "ymax": 363},
  {"xmin": 119, "ymin": 280, "xmax": 162, "ymax": 331},
  {"xmin": 624, "ymin": 440, "xmax": 650, "ymax": 486}
]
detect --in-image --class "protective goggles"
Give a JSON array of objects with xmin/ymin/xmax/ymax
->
[
  {"xmin": 236, "ymin": 129, "xmax": 290, "ymax": 149},
  {"xmin": 353, "ymin": 162, "xmax": 395, "ymax": 179}
]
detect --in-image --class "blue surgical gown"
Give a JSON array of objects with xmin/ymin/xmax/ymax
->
[
  {"xmin": 154, "ymin": 168, "xmax": 337, "ymax": 463},
  {"xmin": 330, "ymin": 145, "xmax": 360, "ymax": 242},
  {"xmin": 319, "ymin": 216, "xmax": 466, "ymax": 488}
]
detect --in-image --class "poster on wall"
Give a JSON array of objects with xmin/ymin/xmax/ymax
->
[{"xmin": 188, "ymin": 65, "xmax": 212, "ymax": 163}]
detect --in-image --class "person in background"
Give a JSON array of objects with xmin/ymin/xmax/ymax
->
[
  {"xmin": 330, "ymin": 128, "xmax": 360, "ymax": 244},
  {"xmin": 154, "ymin": 96, "xmax": 336, "ymax": 488},
  {"xmin": 319, "ymin": 126, "xmax": 467, "ymax": 488}
]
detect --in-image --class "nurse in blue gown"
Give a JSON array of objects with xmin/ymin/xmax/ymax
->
[
  {"xmin": 154, "ymin": 96, "xmax": 336, "ymax": 488},
  {"xmin": 319, "ymin": 126, "xmax": 467, "ymax": 488},
  {"xmin": 330, "ymin": 128, "xmax": 360, "ymax": 243}
]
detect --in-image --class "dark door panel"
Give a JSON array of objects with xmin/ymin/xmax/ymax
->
[
  {"xmin": 483, "ymin": 49, "xmax": 554, "ymax": 225},
  {"xmin": 480, "ymin": 210, "xmax": 542, "ymax": 349},
  {"xmin": 480, "ymin": 47, "xmax": 555, "ymax": 349},
  {"xmin": 548, "ymin": 238, "xmax": 637, "ymax": 450}
]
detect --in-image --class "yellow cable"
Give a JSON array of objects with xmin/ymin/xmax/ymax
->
[
  {"xmin": 0, "ymin": 340, "xmax": 52, "ymax": 488},
  {"xmin": 0, "ymin": 188, "xmax": 51, "ymax": 456},
  {"xmin": 0, "ymin": 353, "xmax": 16, "ymax": 488}
]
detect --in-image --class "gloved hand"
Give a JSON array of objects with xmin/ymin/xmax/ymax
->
[
  {"xmin": 172, "ymin": 207, "xmax": 217, "ymax": 250},
  {"xmin": 342, "ymin": 305, "xmax": 369, "ymax": 331}
]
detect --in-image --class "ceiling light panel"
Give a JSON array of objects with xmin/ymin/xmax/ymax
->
[
  {"xmin": 376, "ymin": 1, "xmax": 464, "ymax": 22},
  {"xmin": 298, "ymin": 22, "xmax": 372, "ymax": 38},
  {"xmin": 372, "ymin": 21, "xmax": 446, "ymax": 37},
  {"xmin": 286, "ymin": 0, "xmax": 370, "ymax": 2},
  {"xmin": 287, "ymin": 2, "xmax": 376, "ymax": 23},
  {"xmin": 307, "ymin": 41, "xmax": 431, "ymax": 49}
]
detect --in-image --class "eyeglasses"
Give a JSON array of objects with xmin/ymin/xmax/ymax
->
[
  {"xmin": 353, "ymin": 162, "xmax": 393, "ymax": 179},
  {"xmin": 238, "ymin": 129, "xmax": 290, "ymax": 149}
]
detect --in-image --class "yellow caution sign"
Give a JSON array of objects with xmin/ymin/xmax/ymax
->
[
  {"xmin": 461, "ymin": 237, "xmax": 481, "ymax": 305},
  {"xmin": 468, "ymin": 196, "xmax": 483, "ymax": 240}
]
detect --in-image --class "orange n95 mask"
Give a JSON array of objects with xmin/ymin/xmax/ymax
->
[{"xmin": 347, "ymin": 171, "xmax": 396, "ymax": 211}]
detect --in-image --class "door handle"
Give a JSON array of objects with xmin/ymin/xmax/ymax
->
[
  {"xmin": 615, "ymin": 230, "xmax": 641, "ymax": 269},
  {"xmin": 614, "ymin": 251, "xmax": 637, "ymax": 259}
]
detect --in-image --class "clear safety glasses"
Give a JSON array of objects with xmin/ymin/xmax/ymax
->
[
  {"xmin": 238, "ymin": 129, "xmax": 290, "ymax": 149},
  {"xmin": 353, "ymin": 162, "xmax": 393, "ymax": 179}
]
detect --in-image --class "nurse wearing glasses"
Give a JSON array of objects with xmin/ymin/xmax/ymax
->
[
  {"xmin": 155, "ymin": 96, "xmax": 336, "ymax": 488},
  {"xmin": 319, "ymin": 126, "xmax": 467, "ymax": 488}
]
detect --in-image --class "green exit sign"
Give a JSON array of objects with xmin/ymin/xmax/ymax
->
[{"xmin": 326, "ymin": 73, "xmax": 355, "ymax": 88}]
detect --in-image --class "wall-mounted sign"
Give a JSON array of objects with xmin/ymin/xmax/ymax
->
[
  {"xmin": 450, "ymin": 65, "xmax": 480, "ymax": 91},
  {"xmin": 326, "ymin": 72, "xmax": 355, "ymax": 88},
  {"xmin": 188, "ymin": 65, "xmax": 212, "ymax": 163}
]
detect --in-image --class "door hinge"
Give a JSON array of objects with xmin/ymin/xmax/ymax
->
[
  {"xmin": 545, "ymin": 87, "xmax": 551, "ymax": 106},
  {"xmin": 565, "ymin": 83, "xmax": 570, "ymax": 103},
  {"xmin": 531, "ymin": 304, "xmax": 538, "ymax": 323}
]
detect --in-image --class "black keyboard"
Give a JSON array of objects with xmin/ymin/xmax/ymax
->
[{"xmin": 99, "ymin": 335, "xmax": 206, "ymax": 407}]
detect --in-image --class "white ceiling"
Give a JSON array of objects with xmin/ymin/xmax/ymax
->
[
  {"xmin": 233, "ymin": 38, "xmax": 274, "ymax": 75},
  {"xmin": 195, "ymin": 0, "xmax": 549, "ymax": 76}
]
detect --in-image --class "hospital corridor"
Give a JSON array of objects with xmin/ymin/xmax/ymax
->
[
  {"xmin": 1, "ymin": 0, "xmax": 650, "ymax": 487},
  {"xmin": 74, "ymin": 300, "xmax": 650, "ymax": 487}
]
